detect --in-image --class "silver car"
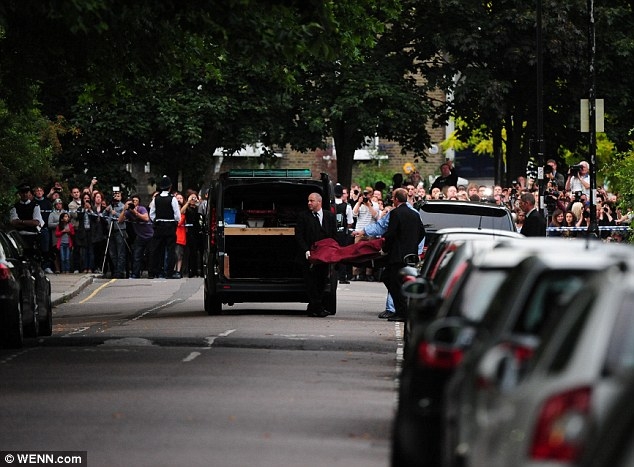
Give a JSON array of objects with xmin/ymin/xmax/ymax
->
[
  {"xmin": 465, "ymin": 259, "xmax": 634, "ymax": 466},
  {"xmin": 443, "ymin": 240, "xmax": 634, "ymax": 467}
]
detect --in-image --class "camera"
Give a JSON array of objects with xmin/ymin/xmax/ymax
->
[
  {"xmin": 569, "ymin": 164, "xmax": 583, "ymax": 176},
  {"xmin": 573, "ymin": 191, "xmax": 583, "ymax": 202},
  {"xmin": 126, "ymin": 201, "xmax": 135, "ymax": 210},
  {"xmin": 353, "ymin": 189, "xmax": 359, "ymax": 196}
]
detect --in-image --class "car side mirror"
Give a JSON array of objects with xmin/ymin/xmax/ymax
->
[
  {"xmin": 476, "ymin": 335, "xmax": 539, "ymax": 392},
  {"xmin": 402, "ymin": 278, "xmax": 434, "ymax": 298},
  {"xmin": 403, "ymin": 253, "xmax": 420, "ymax": 267}
]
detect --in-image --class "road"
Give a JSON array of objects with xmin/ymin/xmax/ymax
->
[{"xmin": 0, "ymin": 278, "xmax": 402, "ymax": 467}]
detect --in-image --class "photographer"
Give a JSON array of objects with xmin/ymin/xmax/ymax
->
[
  {"xmin": 546, "ymin": 159, "xmax": 565, "ymax": 191},
  {"xmin": 351, "ymin": 187, "xmax": 379, "ymax": 281},
  {"xmin": 120, "ymin": 195, "xmax": 154, "ymax": 279},
  {"xmin": 597, "ymin": 198, "xmax": 616, "ymax": 239},
  {"xmin": 565, "ymin": 161, "xmax": 590, "ymax": 198},
  {"xmin": 105, "ymin": 189, "xmax": 127, "ymax": 278}
]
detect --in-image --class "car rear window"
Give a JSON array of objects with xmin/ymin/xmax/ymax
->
[
  {"xmin": 450, "ymin": 269, "xmax": 510, "ymax": 322},
  {"xmin": 420, "ymin": 204, "xmax": 514, "ymax": 232}
]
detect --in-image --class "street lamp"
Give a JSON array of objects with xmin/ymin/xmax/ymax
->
[
  {"xmin": 536, "ymin": 0, "xmax": 546, "ymax": 234},
  {"xmin": 587, "ymin": 0, "xmax": 599, "ymax": 237}
]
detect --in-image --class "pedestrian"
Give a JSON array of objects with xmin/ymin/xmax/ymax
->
[
  {"xmin": 173, "ymin": 192, "xmax": 186, "ymax": 279},
  {"xmin": 295, "ymin": 192, "xmax": 337, "ymax": 317},
  {"xmin": 352, "ymin": 194, "xmax": 424, "ymax": 320},
  {"xmin": 48, "ymin": 198, "xmax": 66, "ymax": 273},
  {"xmin": 76, "ymin": 193, "xmax": 95, "ymax": 273},
  {"xmin": 32, "ymin": 185, "xmax": 54, "ymax": 273},
  {"xmin": 90, "ymin": 190, "xmax": 109, "ymax": 274},
  {"xmin": 9, "ymin": 184, "xmax": 45, "ymax": 254},
  {"xmin": 333, "ymin": 184, "xmax": 354, "ymax": 284},
  {"xmin": 149, "ymin": 176, "xmax": 181, "ymax": 279},
  {"xmin": 120, "ymin": 194, "xmax": 154, "ymax": 278},
  {"xmin": 351, "ymin": 187, "xmax": 379, "ymax": 281},
  {"xmin": 430, "ymin": 160, "xmax": 459, "ymax": 191},
  {"xmin": 380, "ymin": 187, "xmax": 425, "ymax": 322},
  {"xmin": 105, "ymin": 189, "xmax": 128, "ymax": 278},
  {"xmin": 67, "ymin": 186, "xmax": 83, "ymax": 272},
  {"xmin": 182, "ymin": 191, "xmax": 204, "ymax": 277},
  {"xmin": 55, "ymin": 212, "xmax": 75, "ymax": 273},
  {"xmin": 519, "ymin": 192, "xmax": 546, "ymax": 237}
]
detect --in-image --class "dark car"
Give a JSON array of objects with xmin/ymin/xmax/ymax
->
[
  {"xmin": 203, "ymin": 169, "xmax": 336, "ymax": 315},
  {"xmin": 418, "ymin": 200, "xmax": 516, "ymax": 251},
  {"xmin": 393, "ymin": 243, "xmax": 536, "ymax": 467},
  {"xmin": 5, "ymin": 229, "xmax": 53, "ymax": 336},
  {"xmin": 0, "ymin": 227, "xmax": 52, "ymax": 347},
  {"xmin": 417, "ymin": 227, "xmax": 524, "ymax": 283}
]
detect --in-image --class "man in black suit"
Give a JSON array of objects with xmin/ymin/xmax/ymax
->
[
  {"xmin": 295, "ymin": 192, "xmax": 337, "ymax": 317},
  {"xmin": 382, "ymin": 188, "xmax": 426, "ymax": 322},
  {"xmin": 519, "ymin": 192, "xmax": 546, "ymax": 237}
]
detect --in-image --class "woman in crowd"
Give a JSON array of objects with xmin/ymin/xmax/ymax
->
[
  {"xmin": 47, "ymin": 198, "xmax": 66, "ymax": 273},
  {"xmin": 55, "ymin": 212, "xmax": 75, "ymax": 273},
  {"xmin": 547, "ymin": 209, "xmax": 565, "ymax": 237},
  {"xmin": 514, "ymin": 208, "xmax": 526, "ymax": 233},
  {"xmin": 561, "ymin": 211, "xmax": 578, "ymax": 239},
  {"xmin": 91, "ymin": 190, "xmax": 108, "ymax": 274},
  {"xmin": 76, "ymin": 193, "xmax": 95, "ymax": 272}
]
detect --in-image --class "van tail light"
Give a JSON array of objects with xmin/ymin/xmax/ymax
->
[
  {"xmin": 417, "ymin": 341, "xmax": 464, "ymax": 370},
  {"xmin": 209, "ymin": 207, "xmax": 217, "ymax": 246},
  {"xmin": 530, "ymin": 386, "xmax": 591, "ymax": 461},
  {"xmin": 0, "ymin": 263, "xmax": 12, "ymax": 280}
]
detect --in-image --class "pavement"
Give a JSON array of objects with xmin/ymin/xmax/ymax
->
[{"xmin": 49, "ymin": 272, "xmax": 96, "ymax": 307}]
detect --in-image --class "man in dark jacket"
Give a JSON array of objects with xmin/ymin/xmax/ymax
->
[
  {"xmin": 382, "ymin": 187, "xmax": 426, "ymax": 322},
  {"xmin": 295, "ymin": 192, "xmax": 337, "ymax": 317},
  {"xmin": 519, "ymin": 192, "xmax": 546, "ymax": 237}
]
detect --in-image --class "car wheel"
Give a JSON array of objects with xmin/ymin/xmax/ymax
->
[
  {"xmin": 1, "ymin": 301, "xmax": 24, "ymax": 348},
  {"xmin": 204, "ymin": 278, "xmax": 222, "ymax": 315},
  {"xmin": 38, "ymin": 289, "xmax": 53, "ymax": 337},
  {"xmin": 205, "ymin": 293, "xmax": 222, "ymax": 315},
  {"xmin": 22, "ymin": 293, "xmax": 39, "ymax": 338}
]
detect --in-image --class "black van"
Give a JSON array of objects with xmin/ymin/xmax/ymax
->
[{"xmin": 202, "ymin": 169, "xmax": 337, "ymax": 315}]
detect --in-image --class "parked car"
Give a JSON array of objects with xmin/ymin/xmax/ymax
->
[
  {"xmin": 418, "ymin": 227, "xmax": 524, "ymax": 282},
  {"xmin": 203, "ymin": 169, "xmax": 336, "ymax": 315},
  {"xmin": 393, "ymin": 241, "xmax": 537, "ymax": 467},
  {"xmin": 0, "ymin": 226, "xmax": 52, "ymax": 347},
  {"xmin": 578, "ymin": 373, "xmax": 634, "ymax": 467},
  {"xmin": 466, "ymin": 263, "xmax": 634, "ymax": 467},
  {"xmin": 442, "ymin": 241, "xmax": 634, "ymax": 467},
  {"xmin": 6, "ymin": 229, "xmax": 52, "ymax": 336},
  {"xmin": 418, "ymin": 200, "xmax": 516, "ymax": 251}
]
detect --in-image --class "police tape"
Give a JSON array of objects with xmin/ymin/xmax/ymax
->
[{"xmin": 546, "ymin": 226, "xmax": 631, "ymax": 232}]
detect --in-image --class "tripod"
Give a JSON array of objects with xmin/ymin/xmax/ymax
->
[{"xmin": 102, "ymin": 216, "xmax": 133, "ymax": 277}]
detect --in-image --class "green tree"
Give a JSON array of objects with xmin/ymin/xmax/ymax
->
[{"xmin": 416, "ymin": 0, "xmax": 634, "ymax": 185}]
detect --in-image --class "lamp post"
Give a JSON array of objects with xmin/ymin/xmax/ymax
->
[
  {"xmin": 536, "ymin": 0, "xmax": 546, "ymax": 234},
  {"xmin": 587, "ymin": 0, "xmax": 599, "ymax": 237}
]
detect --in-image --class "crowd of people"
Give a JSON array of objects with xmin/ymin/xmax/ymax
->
[
  {"xmin": 8, "ymin": 159, "xmax": 632, "ymax": 280},
  {"xmin": 8, "ymin": 176, "xmax": 206, "ymax": 279},
  {"xmin": 334, "ymin": 159, "xmax": 632, "ymax": 248}
]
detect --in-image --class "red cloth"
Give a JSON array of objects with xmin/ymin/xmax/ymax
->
[{"xmin": 309, "ymin": 237, "xmax": 385, "ymax": 264}]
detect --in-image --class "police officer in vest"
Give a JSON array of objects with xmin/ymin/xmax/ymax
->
[
  {"xmin": 9, "ymin": 184, "xmax": 45, "ymax": 253},
  {"xmin": 148, "ymin": 176, "xmax": 181, "ymax": 279}
]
